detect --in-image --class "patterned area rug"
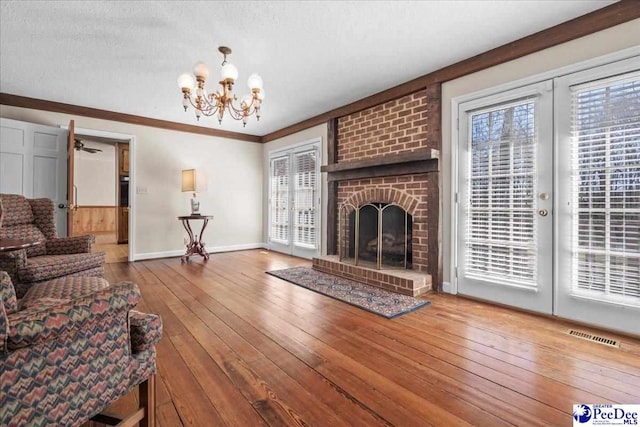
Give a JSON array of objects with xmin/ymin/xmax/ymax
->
[{"xmin": 266, "ymin": 267, "xmax": 430, "ymax": 319}]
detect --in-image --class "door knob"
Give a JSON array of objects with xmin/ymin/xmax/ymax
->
[
  {"xmin": 58, "ymin": 203, "xmax": 68, "ymax": 209},
  {"xmin": 538, "ymin": 209, "xmax": 549, "ymax": 217}
]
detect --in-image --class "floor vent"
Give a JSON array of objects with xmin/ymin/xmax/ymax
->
[{"xmin": 567, "ymin": 329, "xmax": 619, "ymax": 348}]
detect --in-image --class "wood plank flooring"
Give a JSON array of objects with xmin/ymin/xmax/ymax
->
[
  {"xmin": 92, "ymin": 232, "xmax": 128, "ymax": 263},
  {"xmin": 101, "ymin": 249, "xmax": 640, "ymax": 426}
]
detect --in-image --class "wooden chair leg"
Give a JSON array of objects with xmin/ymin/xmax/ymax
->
[{"xmin": 139, "ymin": 375, "xmax": 156, "ymax": 427}]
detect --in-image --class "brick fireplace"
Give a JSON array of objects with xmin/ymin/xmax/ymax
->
[{"xmin": 314, "ymin": 85, "xmax": 441, "ymax": 296}]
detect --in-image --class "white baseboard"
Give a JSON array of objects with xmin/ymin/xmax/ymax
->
[
  {"xmin": 442, "ymin": 281, "xmax": 456, "ymax": 294},
  {"xmin": 132, "ymin": 242, "xmax": 267, "ymax": 261}
]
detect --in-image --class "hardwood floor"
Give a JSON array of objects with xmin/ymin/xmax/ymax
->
[
  {"xmin": 102, "ymin": 249, "xmax": 640, "ymax": 426},
  {"xmin": 92, "ymin": 232, "xmax": 128, "ymax": 263}
]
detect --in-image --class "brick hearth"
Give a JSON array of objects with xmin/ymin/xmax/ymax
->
[{"xmin": 313, "ymin": 256, "xmax": 432, "ymax": 297}]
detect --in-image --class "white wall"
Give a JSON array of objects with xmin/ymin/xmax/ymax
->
[
  {"xmin": 262, "ymin": 123, "xmax": 328, "ymax": 254},
  {"xmin": 74, "ymin": 140, "xmax": 116, "ymax": 206},
  {"xmin": 0, "ymin": 105, "xmax": 264, "ymax": 259},
  {"xmin": 441, "ymin": 19, "xmax": 640, "ymax": 286}
]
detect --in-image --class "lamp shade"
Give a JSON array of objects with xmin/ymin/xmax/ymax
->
[{"xmin": 181, "ymin": 169, "xmax": 196, "ymax": 192}]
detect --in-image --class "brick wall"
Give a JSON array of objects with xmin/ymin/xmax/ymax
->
[
  {"xmin": 337, "ymin": 86, "xmax": 439, "ymax": 162},
  {"xmin": 337, "ymin": 175, "xmax": 432, "ymax": 273},
  {"xmin": 329, "ymin": 83, "xmax": 441, "ymax": 287}
]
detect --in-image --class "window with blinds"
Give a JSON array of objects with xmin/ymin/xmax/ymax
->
[
  {"xmin": 293, "ymin": 150, "xmax": 317, "ymax": 248},
  {"xmin": 270, "ymin": 156, "xmax": 289, "ymax": 244},
  {"xmin": 465, "ymin": 99, "xmax": 538, "ymax": 287},
  {"xmin": 571, "ymin": 71, "xmax": 640, "ymax": 304}
]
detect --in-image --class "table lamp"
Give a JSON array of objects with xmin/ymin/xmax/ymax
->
[{"xmin": 181, "ymin": 169, "xmax": 200, "ymax": 215}]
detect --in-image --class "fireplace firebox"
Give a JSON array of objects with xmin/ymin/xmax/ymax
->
[{"xmin": 339, "ymin": 202, "xmax": 412, "ymax": 269}]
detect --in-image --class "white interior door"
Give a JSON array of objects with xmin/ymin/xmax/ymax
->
[
  {"xmin": 457, "ymin": 82, "xmax": 554, "ymax": 314},
  {"xmin": 0, "ymin": 118, "xmax": 68, "ymax": 235},
  {"xmin": 268, "ymin": 143, "xmax": 320, "ymax": 259},
  {"xmin": 555, "ymin": 59, "xmax": 640, "ymax": 336}
]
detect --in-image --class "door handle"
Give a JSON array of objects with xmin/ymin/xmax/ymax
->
[
  {"xmin": 73, "ymin": 185, "xmax": 78, "ymax": 212},
  {"xmin": 58, "ymin": 203, "xmax": 68, "ymax": 209}
]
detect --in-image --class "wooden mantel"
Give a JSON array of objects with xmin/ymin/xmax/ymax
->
[{"xmin": 322, "ymin": 148, "xmax": 439, "ymax": 182}]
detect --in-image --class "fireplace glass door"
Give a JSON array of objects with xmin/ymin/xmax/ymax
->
[{"xmin": 341, "ymin": 203, "xmax": 412, "ymax": 269}]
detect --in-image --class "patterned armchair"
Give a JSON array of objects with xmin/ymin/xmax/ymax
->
[
  {"xmin": 0, "ymin": 194, "xmax": 105, "ymax": 297},
  {"xmin": 0, "ymin": 271, "xmax": 162, "ymax": 426}
]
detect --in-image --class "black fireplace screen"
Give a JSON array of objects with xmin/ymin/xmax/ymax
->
[{"xmin": 339, "ymin": 202, "xmax": 412, "ymax": 269}]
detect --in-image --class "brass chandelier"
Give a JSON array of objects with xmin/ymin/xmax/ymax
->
[{"xmin": 177, "ymin": 46, "xmax": 264, "ymax": 126}]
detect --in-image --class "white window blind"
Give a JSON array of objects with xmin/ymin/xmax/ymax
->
[
  {"xmin": 571, "ymin": 71, "xmax": 640, "ymax": 304},
  {"xmin": 465, "ymin": 99, "xmax": 538, "ymax": 287},
  {"xmin": 270, "ymin": 155, "xmax": 289, "ymax": 244},
  {"xmin": 293, "ymin": 150, "xmax": 317, "ymax": 248}
]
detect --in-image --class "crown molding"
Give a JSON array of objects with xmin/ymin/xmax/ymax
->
[
  {"xmin": 262, "ymin": 1, "xmax": 640, "ymax": 142},
  {"xmin": 0, "ymin": 93, "xmax": 262, "ymax": 143}
]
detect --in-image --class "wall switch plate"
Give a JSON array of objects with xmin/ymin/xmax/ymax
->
[{"xmin": 136, "ymin": 186, "xmax": 148, "ymax": 194}]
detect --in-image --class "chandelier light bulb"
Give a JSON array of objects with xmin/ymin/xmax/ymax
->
[
  {"xmin": 221, "ymin": 62, "xmax": 239, "ymax": 82},
  {"xmin": 193, "ymin": 61, "xmax": 210, "ymax": 79},
  {"xmin": 177, "ymin": 73, "xmax": 195, "ymax": 91},
  {"xmin": 247, "ymin": 73, "xmax": 263, "ymax": 90}
]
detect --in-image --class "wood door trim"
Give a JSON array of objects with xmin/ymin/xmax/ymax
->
[
  {"xmin": 67, "ymin": 120, "xmax": 75, "ymax": 236},
  {"xmin": 262, "ymin": 2, "xmax": 640, "ymax": 142},
  {"xmin": 0, "ymin": 93, "xmax": 262, "ymax": 143}
]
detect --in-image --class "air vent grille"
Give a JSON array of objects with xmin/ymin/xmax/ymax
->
[{"xmin": 567, "ymin": 329, "xmax": 619, "ymax": 348}]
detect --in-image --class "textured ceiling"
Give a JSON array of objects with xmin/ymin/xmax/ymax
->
[{"xmin": 0, "ymin": 1, "xmax": 613, "ymax": 136}]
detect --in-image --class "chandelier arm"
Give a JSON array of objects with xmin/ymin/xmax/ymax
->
[
  {"xmin": 225, "ymin": 102, "xmax": 246, "ymax": 121},
  {"xmin": 227, "ymin": 97, "xmax": 259, "ymax": 117},
  {"xmin": 198, "ymin": 93, "xmax": 218, "ymax": 111},
  {"xmin": 188, "ymin": 95, "xmax": 220, "ymax": 117}
]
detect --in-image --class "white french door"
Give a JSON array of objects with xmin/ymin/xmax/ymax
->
[
  {"xmin": 555, "ymin": 58, "xmax": 640, "ymax": 336},
  {"xmin": 268, "ymin": 142, "xmax": 320, "ymax": 259},
  {"xmin": 456, "ymin": 57, "xmax": 640, "ymax": 335},
  {"xmin": 457, "ymin": 82, "xmax": 554, "ymax": 314}
]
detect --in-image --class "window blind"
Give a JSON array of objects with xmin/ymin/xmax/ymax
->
[
  {"xmin": 571, "ymin": 71, "xmax": 640, "ymax": 304},
  {"xmin": 293, "ymin": 150, "xmax": 317, "ymax": 248},
  {"xmin": 270, "ymin": 156, "xmax": 289, "ymax": 244},
  {"xmin": 465, "ymin": 99, "xmax": 538, "ymax": 287}
]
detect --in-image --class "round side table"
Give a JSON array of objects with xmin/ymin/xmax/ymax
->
[{"xmin": 178, "ymin": 215, "xmax": 213, "ymax": 263}]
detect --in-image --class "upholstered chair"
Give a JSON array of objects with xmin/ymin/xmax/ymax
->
[
  {"xmin": 0, "ymin": 194, "xmax": 106, "ymax": 297},
  {"xmin": 0, "ymin": 270, "xmax": 162, "ymax": 426}
]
